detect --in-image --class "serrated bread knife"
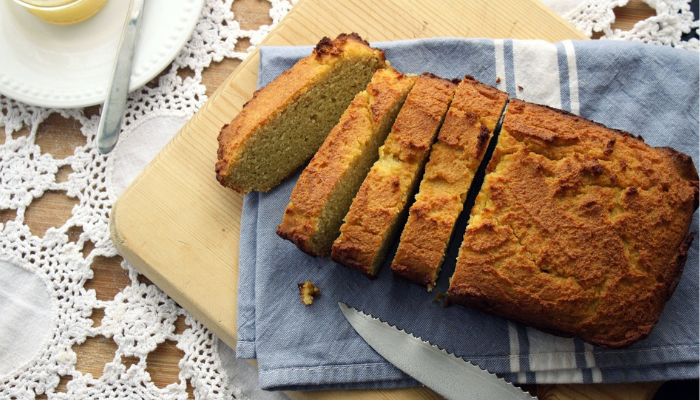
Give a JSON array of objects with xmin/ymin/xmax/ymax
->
[{"xmin": 338, "ymin": 302, "xmax": 536, "ymax": 400}]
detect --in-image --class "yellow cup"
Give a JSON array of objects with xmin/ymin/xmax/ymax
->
[{"xmin": 12, "ymin": 0, "xmax": 109, "ymax": 25}]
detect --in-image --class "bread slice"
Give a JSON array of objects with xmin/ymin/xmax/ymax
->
[
  {"xmin": 448, "ymin": 99, "xmax": 699, "ymax": 348},
  {"xmin": 277, "ymin": 67, "xmax": 417, "ymax": 257},
  {"xmin": 331, "ymin": 73, "xmax": 457, "ymax": 278},
  {"xmin": 390, "ymin": 76, "xmax": 508, "ymax": 289},
  {"xmin": 216, "ymin": 33, "xmax": 386, "ymax": 193}
]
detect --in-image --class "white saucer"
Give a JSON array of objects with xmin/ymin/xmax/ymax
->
[{"xmin": 0, "ymin": 0, "xmax": 205, "ymax": 108}]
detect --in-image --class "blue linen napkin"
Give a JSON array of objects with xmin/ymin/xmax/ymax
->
[{"xmin": 236, "ymin": 38, "xmax": 699, "ymax": 390}]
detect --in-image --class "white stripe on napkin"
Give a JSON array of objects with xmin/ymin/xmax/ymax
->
[
  {"xmin": 508, "ymin": 321, "xmax": 520, "ymax": 372},
  {"xmin": 513, "ymin": 40, "xmax": 561, "ymax": 107},
  {"xmin": 584, "ymin": 343, "xmax": 596, "ymax": 367},
  {"xmin": 563, "ymin": 40, "xmax": 580, "ymax": 115},
  {"xmin": 585, "ymin": 343, "xmax": 602, "ymax": 382},
  {"xmin": 527, "ymin": 328, "xmax": 579, "ymax": 373},
  {"xmin": 494, "ymin": 39, "xmax": 508, "ymax": 92},
  {"xmin": 592, "ymin": 367, "xmax": 603, "ymax": 383},
  {"xmin": 535, "ymin": 368, "xmax": 584, "ymax": 384}
]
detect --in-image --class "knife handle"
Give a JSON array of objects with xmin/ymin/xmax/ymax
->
[{"xmin": 97, "ymin": 0, "xmax": 145, "ymax": 155}]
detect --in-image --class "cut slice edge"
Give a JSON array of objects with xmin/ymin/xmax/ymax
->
[
  {"xmin": 331, "ymin": 73, "xmax": 458, "ymax": 277},
  {"xmin": 277, "ymin": 67, "xmax": 418, "ymax": 257},
  {"xmin": 216, "ymin": 33, "xmax": 387, "ymax": 193},
  {"xmin": 391, "ymin": 76, "xmax": 509, "ymax": 289}
]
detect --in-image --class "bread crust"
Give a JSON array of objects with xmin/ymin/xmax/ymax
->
[
  {"xmin": 313, "ymin": 33, "xmax": 372, "ymax": 58},
  {"xmin": 216, "ymin": 33, "xmax": 386, "ymax": 193},
  {"xmin": 391, "ymin": 76, "xmax": 509, "ymax": 289},
  {"xmin": 331, "ymin": 73, "xmax": 457, "ymax": 277},
  {"xmin": 277, "ymin": 90, "xmax": 374, "ymax": 257},
  {"xmin": 277, "ymin": 67, "xmax": 417, "ymax": 257},
  {"xmin": 448, "ymin": 99, "xmax": 699, "ymax": 348}
]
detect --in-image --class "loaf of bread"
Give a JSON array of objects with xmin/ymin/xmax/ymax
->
[
  {"xmin": 390, "ymin": 76, "xmax": 508, "ymax": 289},
  {"xmin": 330, "ymin": 73, "xmax": 457, "ymax": 277},
  {"xmin": 448, "ymin": 99, "xmax": 699, "ymax": 348},
  {"xmin": 216, "ymin": 33, "xmax": 386, "ymax": 193},
  {"xmin": 277, "ymin": 67, "xmax": 417, "ymax": 257}
]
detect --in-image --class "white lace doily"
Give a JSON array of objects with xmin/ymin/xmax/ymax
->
[
  {"xmin": 0, "ymin": 1, "xmax": 696, "ymax": 399},
  {"xmin": 561, "ymin": 0, "xmax": 699, "ymax": 49}
]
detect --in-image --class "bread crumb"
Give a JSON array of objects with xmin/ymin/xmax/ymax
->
[
  {"xmin": 298, "ymin": 281, "xmax": 321, "ymax": 306},
  {"xmin": 442, "ymin": 297, "xmax": 451, "ymax": 308},
  {"xmin": 433, "ymin": 291, "xmax": 451, "ymax": 307},
  {"xmin": 517, "ymin": 85, "xmax": 523, "ymax": 91},
  {"xmin": 496, "ymin": 77, "xmax": 501, "ymax": 84}
]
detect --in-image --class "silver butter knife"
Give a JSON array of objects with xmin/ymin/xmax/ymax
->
[
  {"xmin": 338, "ymin": 302, "xmax": 537, "ymax": 400},
  {"xmin": 97, "ymin": 0, "xmax": 145, "ymax": 154}
]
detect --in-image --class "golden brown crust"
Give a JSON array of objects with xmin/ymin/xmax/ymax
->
[
  {"xmin": 277, "ymin": 91, "xmax": 374, "ymax": 257},
  {"xmin": 216, "ymin": 33, "xmax": 386, "ymax": 193},
  {"xmin": 331, "ymin": 73, "xmax": 457, "ymax": 277},
  {"xmin": 391, "ymin": 76, "xmax": 508, "ymax": 289},
  {"xmin": 448, "ymin": 99, "xmax": 699, "ymax": 348},
  {"xmin": 277, "ymin": 67, "xmax": 417, "ymax": 257},
  {"xmin": 330, "ymin": 171, "xmax": 404, "ymax": 277},
  {"xmin": 314, "ymin": 32, "xmax": 378, "ymax": 59},
  {"xmin": 666, "ymin": 232, "xmax": 694, "ymax": 299}
]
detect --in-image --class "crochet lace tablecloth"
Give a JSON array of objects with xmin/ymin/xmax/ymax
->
[{"xmin": 0, "ymin": 0, "xmax": 697, "ymax": 399}]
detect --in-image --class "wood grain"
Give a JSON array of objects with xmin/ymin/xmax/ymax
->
[{"xmin": 11, "ymin": 0, "xmax": 677, "ymax": 399}]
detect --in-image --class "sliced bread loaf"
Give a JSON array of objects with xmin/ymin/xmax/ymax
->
[
  {"xmin": 448, "ymin": 99, "xmax": 699, "ymax": 348},
  {"xmin": 277, "ymin": 67, "xmax": 417, "ymax": 257},
  {"xmin": 391, "ymin": 76, "xmax": 508, "ymax": 290},
  {"xmin": 331, "ymin": 73, "xmax": 457, "ymax": 278},
  {"xmin": 216, "ymin": 33, "xmax": 386, "ymax": 193}
]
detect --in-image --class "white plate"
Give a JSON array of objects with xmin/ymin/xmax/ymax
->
[{"xmin": 0, "ymin": 0, "xmax": 205, "ymax": 108}]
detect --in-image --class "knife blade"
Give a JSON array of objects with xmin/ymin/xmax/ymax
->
[
  {"xmin": 338, "ymin": 302, "xmax": 536, "ymax": 400},
  {"xmin": 96, "ymin": 0, "xmax": 145, "ymax": 154}
]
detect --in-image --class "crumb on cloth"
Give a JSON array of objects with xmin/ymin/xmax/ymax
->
[{"xmin": 298, "ymin": 281, "xmax": 321, "ymax": 306}]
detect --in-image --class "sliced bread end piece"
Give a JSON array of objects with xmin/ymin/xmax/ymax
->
[{"xmin": 216, "ymin": 33, "xmax": 386, "ymax": 193}]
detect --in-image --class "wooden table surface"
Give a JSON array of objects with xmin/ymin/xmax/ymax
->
[{"xmin": 0, "ymin": 1, "xmax": 692, "ymax": 399}]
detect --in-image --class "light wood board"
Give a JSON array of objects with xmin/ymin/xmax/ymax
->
[{"xmin": 111, "ymin": 0, "xmax": 593, "ymax": 398}]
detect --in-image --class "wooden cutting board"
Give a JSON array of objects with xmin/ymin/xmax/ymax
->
[{"xmin": 110, "ymin": 0, "xmax": 602, "ymax": 398}]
